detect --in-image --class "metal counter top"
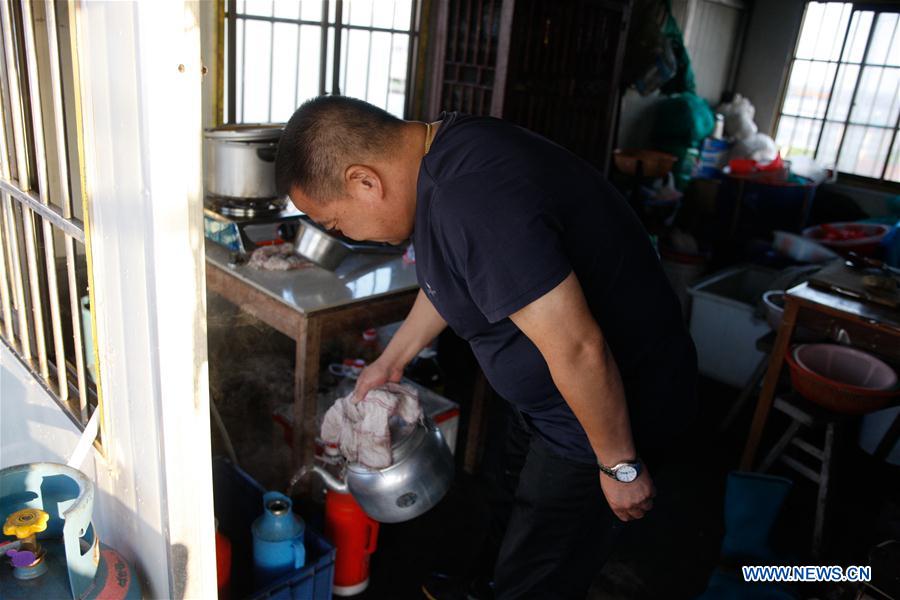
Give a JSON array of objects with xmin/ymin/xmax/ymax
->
[{"xmin": 204, "ymin": 240, "xmax": 419, "ymax": 315}]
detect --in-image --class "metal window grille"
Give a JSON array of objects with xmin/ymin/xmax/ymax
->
[
  {"xmin": 0, "ymin": 0, "xmax": 101, "ymax": 437},
  {"xmin": 437, "ymin": 0, "xmax": 506, "ymax": 117},
  {"xmin": 774, "ymin": 2, "xmax": 900, "ymax": 182},
  {"xmin": 224, "ymin": 0, "xmax": 421, "ymax": 124}
]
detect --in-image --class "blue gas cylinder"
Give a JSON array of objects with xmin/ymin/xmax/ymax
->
[
  {"xmin": 0, "ymin": 462, "xmax": 142, "ymax": 599},
  {"xmin": 251, "ymin": 491, "xmax": 305, "ymax": 583}
]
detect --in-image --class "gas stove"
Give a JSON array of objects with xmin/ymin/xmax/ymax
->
[
  {"xmin": 205, "ymin": 194, "xmax": 289, "ymax": 219},
  {"xmin": 203, "ymin": 196, "xmax": 305, "ymax": 254}
]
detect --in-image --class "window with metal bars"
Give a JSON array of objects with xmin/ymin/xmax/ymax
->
[
  {"xmin": 224, "ymin": 0, "xmax": 421, "ymax": 123},
  {"xmin": 0, "ymin": 1, "xmax": 100, "ymax": 438},
  {"xmin": 774, "ymin": 2, "xmax": 900, "ymax": 183}
]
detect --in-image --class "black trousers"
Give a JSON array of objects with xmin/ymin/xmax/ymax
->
[
  {"xmin": 484, "ymin": 409, "xmax": 718, "ymax": 600},
  {"xmin": 491, "ymin": 417, "xmax": 622, "ymax": 600}
]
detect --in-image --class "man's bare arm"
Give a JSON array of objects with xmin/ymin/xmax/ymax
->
[
  {"xmin": 509, "ymin": 272, "xmax": 655, "ymax": 521},
  {"xmin": 353, "ymin": 289, "xmax": 448, "ymax": 401}
]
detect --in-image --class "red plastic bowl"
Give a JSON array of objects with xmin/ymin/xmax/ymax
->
[
  {"xmin": 786, "ymin": 344, "xmax": 899, "ymax": 415},
  {"xmin": 801, "ymin": 222, "xmax": 890, "ymax": 257}
]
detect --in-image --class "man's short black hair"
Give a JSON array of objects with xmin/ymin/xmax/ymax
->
[{"xmin": 275, "ymin": 95, "xmax": 404, "ymax": 202}]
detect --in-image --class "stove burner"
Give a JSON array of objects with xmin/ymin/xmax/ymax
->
[{"xmin": 205, "ymin": 195, "xmax": 288, "ymax": 219}]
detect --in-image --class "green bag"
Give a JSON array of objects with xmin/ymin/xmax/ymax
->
[
  {"xmin": 653, "ymin": 92, "xmax": 715, "ymax": 151},
  {"xmin": 660, "ymin": 0, "xmax": 697, "ymax": 94}
]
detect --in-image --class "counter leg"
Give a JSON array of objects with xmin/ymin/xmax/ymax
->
[
  {"xmin": 293, "ymin": 317, "xmax": 322, "ymax": 476},
  {"xmin": 740, "ymin": 298, "xmax": 799, "ymax": 470}
]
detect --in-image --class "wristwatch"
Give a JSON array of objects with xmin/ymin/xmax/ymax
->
[{"xmin": 598, "ymin": 458, "xmax": 642, "ymax": 483}]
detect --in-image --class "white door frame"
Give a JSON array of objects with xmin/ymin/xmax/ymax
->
[{"xmin": 74, "ymin": 1, "xmax": 215, "ymax": 596}]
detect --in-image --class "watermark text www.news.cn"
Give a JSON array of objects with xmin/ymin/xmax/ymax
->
[{"xmin": 742, "ymin": 565, "xmax": 872, "ymax": 583}]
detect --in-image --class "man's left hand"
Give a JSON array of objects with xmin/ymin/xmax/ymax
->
[{"xmin": 600, "ymin": 467, "xmax": 656, "ymax": 522}]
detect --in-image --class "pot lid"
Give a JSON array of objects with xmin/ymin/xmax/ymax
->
[{"xmin": 204, "ymin": 123, "xmax": 284, "ymax": 142}]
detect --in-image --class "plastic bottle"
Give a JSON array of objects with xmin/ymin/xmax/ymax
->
[
  {"xmin": 358, "ymin": 328, "xmax": 379, "ymax": 365},
  {"xmin": 251, "ymin": 492, "xmax": 305, "ymax": 584},
  {"xmin": 695, "ymin": 114, "xmax": 729, "ymax": 178}
]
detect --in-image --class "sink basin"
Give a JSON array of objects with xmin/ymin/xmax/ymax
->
[{"xmin": 786, "ymin": 344, "xmax": 899, "ymax": 414}]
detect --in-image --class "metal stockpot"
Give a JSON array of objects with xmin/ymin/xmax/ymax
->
[
  {"xmin": 204, "ymin": 124, "xmax": 284, "ymax": 199},
  {"xmin": 310, "ymin": 417, "xmax": 454, "ymax": 523}
]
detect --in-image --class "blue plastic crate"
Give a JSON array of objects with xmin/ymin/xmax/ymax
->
[{"xmin": 212, "ymin": 458, "xmax": 335, "ymax": 600}]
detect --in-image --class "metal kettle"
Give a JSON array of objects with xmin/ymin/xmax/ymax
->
[{"xmin": 298, "ymin": 417, "xmax": 454, "ymax": 523}]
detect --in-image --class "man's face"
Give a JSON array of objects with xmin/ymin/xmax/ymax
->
[{"xmin": 288, "ymin": 165, "xmax": 415, "ymax": 245}]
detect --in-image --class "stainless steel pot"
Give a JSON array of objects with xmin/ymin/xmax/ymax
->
[
  {"xmin": 309, "ymin": 417, "xmax": 454, "ymax": 523},
  {"xmin": 204, "ymin": 124, "xmax": 284, "ymax": 200},
  {"xmin": 291, "ymin": 219, "xmax": 351, "ymax": 270}
]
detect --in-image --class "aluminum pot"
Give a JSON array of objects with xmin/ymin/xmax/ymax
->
[
  {"xmin": 310, "ymin": 417, "xmax": 454, "ymax": 523},
  {"xmin": 204, "ymin": 124, "xmax": 284, "ymax": 199}
]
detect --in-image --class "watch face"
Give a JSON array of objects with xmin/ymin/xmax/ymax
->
[{"xmin": 615, "ymin": 464, "xmax": 638, "ymax": 483}]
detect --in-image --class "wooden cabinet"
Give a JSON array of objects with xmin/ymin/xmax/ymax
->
[{"xmin": 426, "ymin": 0, "xmax": 632, "ymax": 173}]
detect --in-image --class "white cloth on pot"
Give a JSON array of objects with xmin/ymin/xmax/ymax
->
[{"xmin": 320, "ymin": 382, "xmax": 423, "ymax": 469}]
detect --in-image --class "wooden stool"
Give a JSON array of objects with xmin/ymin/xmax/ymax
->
[
  {"xmin": 718, "ymin": 332, "xmax": 775, "ymax": 434},
  {"xmin": 741, "ymin": 283, "xmax": 900, "ymax": 470},
  {"xmin": 757, "ymin": 396, "xmax": 842, "ymax": 558}
]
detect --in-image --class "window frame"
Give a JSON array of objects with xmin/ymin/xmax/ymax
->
[
  {"xmin": 223, "ymin": 0, "xmax": 422, "ymax": 124},
  {"xmin": 773, "ymin": 1, "xmax": 900, "ymax": 189},
  {"xmin": 0, "ymin": 0, "xmax": 103, "ymax": 442}
]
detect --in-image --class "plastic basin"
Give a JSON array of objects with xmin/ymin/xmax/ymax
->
[
  {"xmin": 760, "ymin": 290, "xmax": 816, "ymax": 341},
  {"xmin": 772, "ymin": 230, "xmax": 838, "ymax": 263},
  {"xmin": 802, "ymin": 222, "xmax": 890, "ymax": 257},
  {"xmin": 786, "ymin": 344, "xmax": 899, "ymax": 414}
]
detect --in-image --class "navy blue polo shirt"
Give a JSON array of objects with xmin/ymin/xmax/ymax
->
[{"xmin": 414, "ymin": 112, "xmax": 697, "ymax": 462}]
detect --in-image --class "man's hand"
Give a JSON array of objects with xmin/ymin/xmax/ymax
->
[
  {"xmin": 351, "ymin": 356, "xmax": 404, "ymax": 403},
  {"xmin": 599, "ymin": 467, "xmax": 656, "ymax": 522}
]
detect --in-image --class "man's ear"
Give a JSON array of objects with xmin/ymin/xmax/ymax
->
[{"xmin": 346, "ymin": 165, "xmax": 384, "ymax": 200}]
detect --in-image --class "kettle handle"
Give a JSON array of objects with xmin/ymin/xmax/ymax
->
[
  {"xmin": 364, "ymin": 519, "xmax": 379, "ymax": 554},
  {"xmin": 291, "ymin": 541, "xmax": 304, "ymax": 569}
]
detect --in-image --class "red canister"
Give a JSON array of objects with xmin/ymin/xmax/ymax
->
[
  {"xmin": 215, "ymin": 519, "xmax": 232, "ymax": 599},
  {"xmin": 325, "ymin": 490, "xmax": 379, "ymax": 596}
]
